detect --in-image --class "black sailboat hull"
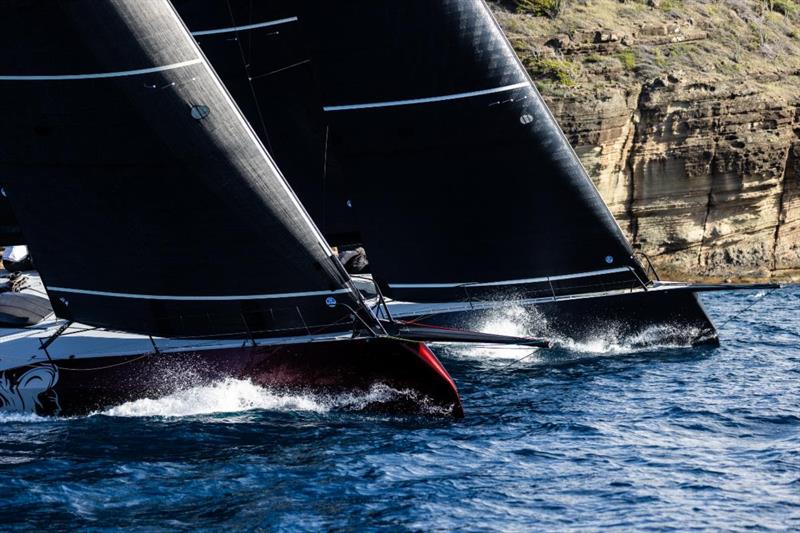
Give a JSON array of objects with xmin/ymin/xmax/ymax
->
[
  {"xmin": 0, "ymin": 338, "xmax": 463, "ymax": 418},
  {"xmin": 401, "ymin": 289, "xmax": 718, "ymax": 349}
]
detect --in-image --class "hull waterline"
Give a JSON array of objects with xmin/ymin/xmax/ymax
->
[
  {"xmin": 386, "ymin": 287, "xmax": 719, "ymax": 348},
  {"xmin": 0, "ymin": 338, "xmax": 463, "ymax": 418}
]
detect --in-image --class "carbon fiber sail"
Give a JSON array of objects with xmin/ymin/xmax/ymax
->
[
  {"xmin": 0, "ymin": 0, "xmax": 361, "ymax": 337},
  {"xmin": 294, "ymin": 0, "xmax": 650, "ymax": 302},
  {"xmin": 0, "ymin": 198, "xmax": 22, "ymax": 246},
  {"xmin": 173, "ymin": 0, "xmax": 360, "ymax": 245}
]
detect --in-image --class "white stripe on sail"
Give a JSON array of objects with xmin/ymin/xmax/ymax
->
[
  {"xmin": 47, "ymin": 286, "xmax": 351, "ymax": 301},
  {"xmin": 162, "ymin": 4, "xmax": 333, "ymax": 256},
  {"xmin": 388, "ymin": 267, "xmax": 633, "ymax": 289},
  {"xmin": 191, "ymin": 17, "xmax": 298, "ymax": 36},
  {"xmin": 0, "ymin": 59, "xmax": 202, "ymax": 81},
  {"xmin": 323, "ymin": 81, "xmax": 530, "ymax": 112}
]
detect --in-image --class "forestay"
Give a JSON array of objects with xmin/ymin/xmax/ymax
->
[
  {"xmin": 0, "ymin": 0, "xmax": 361, "ymax": 337},
  {"xmin": 296, "ymin": 0, "xmax": 650, "ymax": 302}
]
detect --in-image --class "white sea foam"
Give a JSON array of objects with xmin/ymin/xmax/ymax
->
[
  {"xmin": 102, "ymin": 378, "xmax": 328, "ymax": 417},
  {"xmin": 0, "ymin": 412, "xmax": 50, "ymax": 424},
  {"xmin": 100, "ymin": 380, "xmax": 439, "ymax": 418},
  {"xmin": 464, "ymin": 304, "xmax": 705, "ymax": 359},
  {"xmin": 441, "ymin": 304, "xmax": 546, "ymax": 361},
  {"xmin": 478, "ymin": 304, "xmax": 544, "ymax": 338},
  {"xmin": 552, "ymin": 323, "xmax": 704, "ymax": 354}
]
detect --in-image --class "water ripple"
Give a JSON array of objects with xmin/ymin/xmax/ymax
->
[{"xmin": 0, "ymin": 288, "xmax": 797, "ymax": 530}]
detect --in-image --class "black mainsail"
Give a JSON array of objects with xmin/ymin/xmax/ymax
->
[
  {"xmin": 142, "ymin": 1, "xmax": 717, "ymax": 348},
  {"xmin": 0, "ymin": 0, "xmax": 361, "ymax": 337},
  {"xmin": 0, "ymin": 0, "xmax": 596, "ymax": 418},
  {"xmin": 0, "ymin": 0, "xmax": 722, "ymax": 351},
  {"xmin": 294, "ymin": 0, "xmax": 650, "ymax": 302},
  {"xmin": 0, "ymin": 198, "xmax": 22, "ymax": 246},
  {"xmin": 1, "ymin": 0, "xmax": 650, "ymax": 304}
]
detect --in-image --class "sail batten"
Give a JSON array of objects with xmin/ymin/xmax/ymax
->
[
  {"xmin": 47, "ymin": 287, "xmax": 352, "ymax": 302},
  {"xmin": 322, "ymin": 82, "xmax": 531, "ymax": 112},
  {"xmin": 0, "ymin": 0, "xmax": 360, "ymax": 337},
  {"xmin": 0, "ymin": 59, "xmax": 202, "ymax": 81},
  {"xmin": 388, "ymin": 267, "xmax": 635, "ymax": 289},
  {"xmin": 295, "ymin": 0, "xmax": 648, "ymax": 301},
  {"xmin": 191, "ymin": 17, "xmax": 298, "ymax": 36}
]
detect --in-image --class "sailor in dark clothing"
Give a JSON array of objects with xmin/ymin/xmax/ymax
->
[{"xmin": 339, "ymin": 246, "xmax": 369, "ymax": 274}]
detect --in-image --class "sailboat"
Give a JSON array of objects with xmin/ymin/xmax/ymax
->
[
  {"xmin": 0, "ymin": 0, "xmax": 775, "ymax": 421},
  {"xmin": 0, "ymin": 0, "xmax": 573, "ymax": 417},
  {"xmin": 157, "ymin": 0, "xmax": 781, "ymax": 348}
]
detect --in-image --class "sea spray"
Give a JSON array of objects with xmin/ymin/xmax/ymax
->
[
  {"xmin": 102, "ymin": 378, "xmax": 328, "ymax": 417},
  {"xmin": 458, "ymin": 303, "xmax": 708, "ymax": 361},
  {"xmin": 551, "ymin": 323, "xmax": 704, "ymax": 354},
  {"xmin": 100, "ymin": 380, "xmax": 447, "ymax": 419},
  {"xmin": 0, "ymin": 412, "xmax": 50, "ymax": 424}
]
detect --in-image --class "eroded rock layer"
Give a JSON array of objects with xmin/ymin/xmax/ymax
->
[
  {"xmin": 544, "ymin": 79, "xmax": 800, "ymax": 282},
  {"xmin": 494, "ymin": 0, "xmax": 800, "ymax": 282}
]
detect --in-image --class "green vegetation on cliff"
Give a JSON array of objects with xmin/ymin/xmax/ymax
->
[
  {"xmin": 494, "ymin": 0, "xmax": 800, "ymax": 96},
  {"xmin": 492, "ymin": 0, "xmax": 800, "ymax": 282}
]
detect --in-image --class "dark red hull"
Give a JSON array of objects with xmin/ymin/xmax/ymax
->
[{"xmin": 1, "ymin": 338, "xmax": 463, "ymax": 418}]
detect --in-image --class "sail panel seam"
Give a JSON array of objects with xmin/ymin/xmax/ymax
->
[
  {"xmin": 46, "ymin": 287, "xmax": 351, "ymax": 301},
  {"xmin": 191, "ymin": 17, "xmax": 298, "ymax": 36},
  {"xmin": 0, "ymin": 59, "xmax": 202, "ymax": 81},
  {"xmin": 388, "ymin": 267, "xmax": 633, "ymax": 289},
  {"xmin": 323, "ymin": 81, "xmax": 530, "ymax": 112}
]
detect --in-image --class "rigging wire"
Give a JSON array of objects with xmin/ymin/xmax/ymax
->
[
  {"xmin": 716, "ymin": 286, "xmax": 781, "ymax": 330},
  {"xmin": 336, "ymin": 302, "xmax": 384, "ymax": 338},
  {"xmin": 224, "ymin": 0, "xmax": 274, "ymax": 153},
  {"xmin": 247, "ymin": 0, "xmax": 254, "ymax": 64},
  {"xmin": 57, "ymin": 353, "xmax": 152, "ymax": 372},
  {"xmin": 249, "ymin": 60, "xmax": 311, "ymax": 81},
  {"xmin": 500, "ymin": 350, "xmax": 540, "ymax": 369}
]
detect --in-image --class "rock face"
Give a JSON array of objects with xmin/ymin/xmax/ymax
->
[
  {"xmin": 493, "ymin": 0, "xmax": 800, "ymax": 282},
  {"xmin": 776, "ymin": 128, "xmax": 800, "ymax": 276},
  {"xmin": 544, "ymin": 80, "xmax": 800, "ymax": 282}
]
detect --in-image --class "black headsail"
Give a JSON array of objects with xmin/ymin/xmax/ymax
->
[
  {"xmin": 0, "ymin": 198, "xmax": 22, "ymax": 246},
  {"xmin": 0, "ymin": 0, "xmax": 363, "ymax": 337},
  {"xmin": 171, "ymin": 0, "xmax": 360, "ymax": 246},
  {"xmin": 294, "ymin": 0, "xmax": 649, "ymax": 302}
]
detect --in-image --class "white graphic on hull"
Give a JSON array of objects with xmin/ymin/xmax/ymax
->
[{"xmin": 0, "ymin": 365, "xmax": 61, "ymax": 415}]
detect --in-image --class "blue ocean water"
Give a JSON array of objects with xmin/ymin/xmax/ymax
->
[{"xmin": 0, "ymin": 288, "xmax": 797, "ymax": 531}]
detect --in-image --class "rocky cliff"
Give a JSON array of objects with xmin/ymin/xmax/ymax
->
[{"xmin": 492, "ymin": 0, "xmax": 800, "ymax": 281}]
